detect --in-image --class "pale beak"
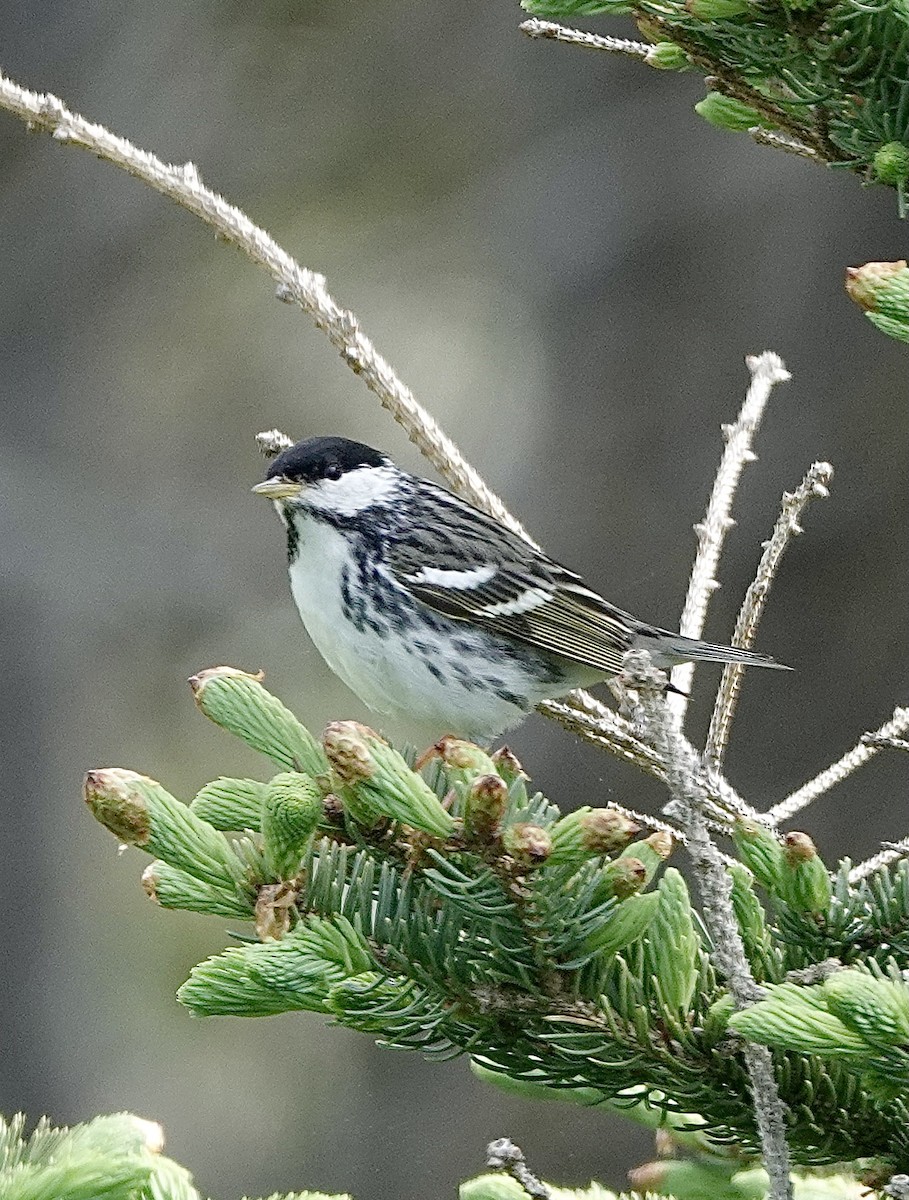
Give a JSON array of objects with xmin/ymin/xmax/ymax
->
[{"xmin": 251, "ymin": 477, "xmax": 304, "ymax": 500}]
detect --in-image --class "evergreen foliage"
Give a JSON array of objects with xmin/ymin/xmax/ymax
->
[
  {"xmin": 519, "ymin": 0, "xmax": 909, "ymax": 343},
  {"xmin": 83, "ymin": 666, "xmax": 909, "ymax": 1197}
]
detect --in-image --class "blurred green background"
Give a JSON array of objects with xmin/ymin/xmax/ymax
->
[{"xmin": 1, "ymin": 2, "xmax": 907, "ymax": 1197}]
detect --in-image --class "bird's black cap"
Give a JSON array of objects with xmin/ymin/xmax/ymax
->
[{"xmin": 266, "ymin": 436, "xmax": 388, "ymax": 483}]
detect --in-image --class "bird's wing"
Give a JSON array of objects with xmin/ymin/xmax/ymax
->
[{"xmin": 385, "ymin": 486, "xmax": 638, "ymax": 675}]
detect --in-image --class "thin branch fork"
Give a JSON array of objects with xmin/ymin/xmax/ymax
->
[
  {"xmin": 622, "ymin": 652, "xmax": 793, "ymax": 1200},
  {"xmin": 767, "ymin": 705, "xmax": 909, "ymax": 825},
  {"xmin": 669, "ymin": 351, "xmax": 790, "ymax": 720},
  {"xmin": 706, "ymin": 461, "xmax": 833, "ymax": 768}
]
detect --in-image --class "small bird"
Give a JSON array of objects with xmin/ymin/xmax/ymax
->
[{"xmin": 253, "ymin": 436, "xmax": 788, "ymax": 743}]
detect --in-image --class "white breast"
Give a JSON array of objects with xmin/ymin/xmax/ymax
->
[{"xmin": 285, "ymin": 516, "xmax": 551, "ymax": 743}]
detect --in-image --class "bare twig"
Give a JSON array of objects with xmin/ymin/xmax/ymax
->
[
  {"xmin": 706, "ymin": 462, "xmax": 833, "ymax": 768},
  {"xmin": 669, "ymin": 352, "xmax": 791, "ymax": 720},
  {"xmin": 767, "ymin": 706, "xmax": 909, "ymax": 825},
  {"xmin": 623, "ymin": 651, "xmax": 792, "ymax": 1200},
  {"xmin": 0, "ymin": 71, "xmax": 679, "ymax": 761},
  {"xmin": 861, "ymin": 733, "xmax": 909, "ymax": 754},
  {"xmin": 0, "ymin": 72, "xmax": 534, "ymax": 545},
  {"xmin": 849, "ymin": 838, "xmax": 909, "ymax": 883},
  {"xmin": 520, "ymin": 18, "xmax": 649, "ymax": 59},
  {"xmin": 486, "ymin": 1139, "xmax": 551, "ymax": 1200}
]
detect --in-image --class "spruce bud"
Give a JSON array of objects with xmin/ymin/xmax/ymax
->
[
  {"xmin": 84, "ymin": 768, "xmax": 245, "ymax": 892},
  {"xmin": 323, "ymin": 722, "xmax": 455, "ymax": 838},
  {"xmin": 189, "ymin": 666, "xmax": 327, "ymax": 774},
  {"xmin": 694, "ymin": 93, "xmax": 772, "ymax": 131},
  {"xmin": 501, "ymin": 822, "xmax": 552, "ymax": 867},
  {"xmin": 645, "ymin": 41, "xmax": 690, "ymax": 69},
  {"xmin": 261, "ymin": 772, "xmax": 322, "ymax": 879},
  {"xmin": 779, "ymin": 831, "xmax": 832, "ymax": 915},
  {"xmin": 463, "ymin": 774, "xmax": 509, "ymax": 843},
  {"xmin": 549, "ymin": 806, "xmax": 641, "ymax": 864},
  {"xmin": 845, "ymin": 261, "xmax": 909, "ymax": 343},
  {"xmin": 873, "ymin": 142, "xmax": 909, "ymax": 187}
]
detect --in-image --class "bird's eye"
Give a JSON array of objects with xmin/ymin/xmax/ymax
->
[{"xmin": 324, "ymin": 462, "xmax": 343, "ymax": 481}]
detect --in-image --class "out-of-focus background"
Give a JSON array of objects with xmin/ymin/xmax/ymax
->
[{"xmin": 1, "ymin": 2, "xmax": 907, "ymax": 1197}]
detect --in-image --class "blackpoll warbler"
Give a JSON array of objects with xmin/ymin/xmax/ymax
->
[{"xmin": 254, "ymin": 436, "xmax": 788, "ymax": 743}]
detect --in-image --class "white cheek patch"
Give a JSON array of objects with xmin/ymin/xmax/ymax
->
[
  {"xmin": 304, "ymin": 464, "xmax": 399, "ymax": 516},
  {"xmin": 411, "ymin": 564, "xmax": 497, "ymax": 589},
  {"xmin": 481, "ymin": 587, "xmax": 554, "ymax": 617}
]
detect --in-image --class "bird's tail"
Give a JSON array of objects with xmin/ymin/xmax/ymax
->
[{"xmin": 662, "ymin": 634, "xmax": 791, "ymax": 671}]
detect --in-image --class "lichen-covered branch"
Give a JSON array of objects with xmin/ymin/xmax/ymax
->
[
  {"xmin": 706, "ymin": 462, "xmax": 833, "ymax": 768},
  {"xmin": 669, "ymin": 352, "xmax": 790, "ymax": 719},
  {"xmin": 768, "ymin": 705, "xmax": 909, "ymax": 825}
]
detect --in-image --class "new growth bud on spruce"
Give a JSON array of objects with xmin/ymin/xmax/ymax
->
[
  {"xmin": 189, "ymin": 666, "xmax": 327, "ymax": 775},
  {"xmin": 323, "ymin": 721, "xmax": 455, "ymax": 839},
  {"xmin": 779, "ymin": 831, "xmax": 832, "ymax": 915},
  {"xmin": 822, "ymin": 970, "xmax": 909, "ymax": 1049},
  {"xmin": 873, "ymin": 142, "xmax": 909, "ymax": 187},
  {"xmin": 261, "ymin": 772, "xmax": 322, "ymax": 879},
  {"xmin": 732, "ymin": 819, "xmax": 785, "ymax": 890},
  {"xmin": 189, "ymin": 777, "xmax": 266, "ymax": 831},
  {"xmin": 433, "ymin": 736, "xmax": 498, "ymax": 784},
  {"xmin": 549, "ymin": 806, "xmax": 641, "ymax": 864},
  {"xmin": 585, "ymin": 890, "xmax": 661, "ymax": 957},
  {"xmin": 142, "ymin": 860, "xmax": 255, "ymax": 919},
  {"xmin": 593, "ymin": 855, "xmax": 648, "ymax": 902},
  {"xmin": 489, "ymin": 746, "xmax": 528, "ymax": 785},
  {"xmin": 463, "ymin": 774, "xmax": 509, "ymax": 843},
  {"xmin": 695, "ymin": 93, "xmax": 775, "ymax": 131},
  {"xmin": 845, "ymin": 261, "xmax": 909, "ymax": 343},
  {"xmin": 501, "ymin": 822, "xmax": 552, "ymax": 868},
  {"xmin": 84, "ymin": 768, "xmax": 246, "ymax": 893},
  {"xmin": 619, "ymin": 830, "xmax": 674, "ymax": 882},
  {"xmin": 645, "ymin": 41, "xmax": 691, "ymax": 70}
]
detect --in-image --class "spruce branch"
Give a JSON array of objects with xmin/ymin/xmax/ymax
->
[
  {"xmin": 519, "ymin": 17, "xmax": 650, "ymax": 59},
  {"xmin": 485, "ymin": 1139, "xmax": 551, "ymax": 1200},
  {"xmin": 767, "ymin": 705, "xmax": 909, "ymax": 825},
  {"xmin": 669, "ymin": 351, "xmax": 790, "ymax": 720},
  {"xmin": 520, "ymin": 0, "xmax": 909, "ymax": 216},
  {"xmin": 621, "ymin": 650, "xmax": 793, "ymax": 1200},
  {"xmin": 706, "ymin": 461, "xmax": 833, "ymax": 769}
]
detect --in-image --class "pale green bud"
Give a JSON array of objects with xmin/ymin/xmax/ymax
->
[
  {"xmin": 618, "ymin": 830, "xmax": 673, "ymax": 881},
  {"xmin": 141, "ymin": 860, "xmax": 255, "ymax": 919},
  {"xmin": 846, "ymin": 261, "xmax": 909, "ymax": 344},
  {"xmin": 190, "ymin": 776, "xmax": 266, "ymax": 831},
  {"xmin": 549, "ymin": 807, "xmax": 641, "ymax": 864},
  {"xmin": 645, "ymin": 41, "xmax": 691, "ymax": 70},
  {"xmin": 630, "ymin": 1160, "xmax": 744, "ymax": 1200},
  {"xmin": 463, "ymin": 773, "xmax": 509, "ymax": 843},
  {"xmin": 732, "ymin": 820, "xmax": 785, "ymax": 890},
  {"xmin": 432, "ymin": 736, "xmax": 498, "ymax": 786},
  {"xmin": 460, "ymin": 1176, "xmax": 527, "ymax": 1200},
  {"xmin": 261, "ymin": 772, "xmax": 322, "ymax": 879},
  {"xmin": 585, "ymin": 890, "xmax": 660, "ymax": 956},
  {"xmin": 779, "ymin": 831, "xmax": 831, "ymax": 915},
  {"xmin": 189, "ymin": 666, "xmax": 327, "ymax": 775},
  {"xmin": 592, "ymin": 855, "xmax": 648, "ymax": 905},
  {"xmin": 323, "ymin": 722, "xmax": 455, "ymax": 838},
  {"xmin": 686, "ymin": 0, "xmax": 750, "ymax": 17},
  {"xmin": 729, "ymin": 982, "xmax": 868, "ymax": 1058},
  {"xmin": 644, "ymin": 868, "xmax": 701, "ymax": 1013},
  {"xmin": 501, "ymin": 822, "xmax": 553, "ymax": 867},
  {"xmin": 695, "ymin": 93, "xmax": 773, "ymax": 131},
  {"xmin": 822, "ymin": 970, "xmax": 909, "ymax": 1048},
  {"xmin": 873, "ymin": 142, "xmax": 909, "ymax": 187},
  {"xmin": 489, "ymin": 745, "xmax": 529, "ymax": 785},
  {"xmin": 84, "ymin": 768, "xmax": 245, "ymax": 892}
]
